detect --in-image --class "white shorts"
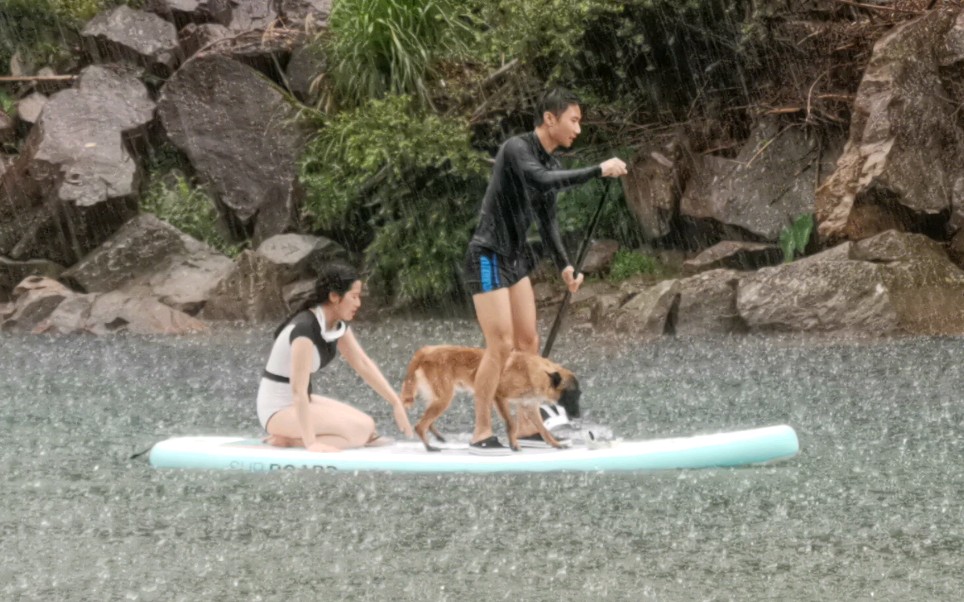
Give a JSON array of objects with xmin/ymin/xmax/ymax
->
[{"xmin": 256, "ymin": 378, "xmax": 294, "ymax": 430}]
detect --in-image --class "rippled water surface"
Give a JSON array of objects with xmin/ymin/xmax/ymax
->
[{"xmin": 2, "ymin": 319, "xmax": 962, "ymax": 601}]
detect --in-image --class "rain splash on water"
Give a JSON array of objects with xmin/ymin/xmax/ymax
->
[{"xmin": 1, "ymin": 319, "xmax": 962, "ymax": 600}]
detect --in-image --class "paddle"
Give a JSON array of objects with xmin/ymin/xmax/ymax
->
[{"xmin": 541, "ymin": 179, "xmax": 612, "ymax": 358}]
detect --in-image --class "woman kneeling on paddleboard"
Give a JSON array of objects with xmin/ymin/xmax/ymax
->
[{"xmin": 257, "ymin": 262, "xmax": 414, "ymax": 452}]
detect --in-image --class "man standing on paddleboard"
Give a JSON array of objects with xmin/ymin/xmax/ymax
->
[{"xmin": 462, "ymin": 88, "xmax": 627, "ymax": 454}]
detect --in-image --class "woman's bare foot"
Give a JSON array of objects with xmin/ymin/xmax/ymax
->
[
  {"xmin": 263, "ymin": 434, "xmax": 302, "ymax": 448},
  {"xmin": 364, "ymin": 433, "xmax": 395, "ymax": 447}
]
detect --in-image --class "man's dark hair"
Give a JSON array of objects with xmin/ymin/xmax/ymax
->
[{"xmin": 534, "ymin": 88, "xmax": 581, "ymax": 127}]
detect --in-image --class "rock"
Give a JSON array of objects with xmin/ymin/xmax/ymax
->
[
  {"xmin": 623, "ymin": 139, "xmax": 688, "ymax": 241},
  {"xmin": 83, "ymin": 290, "xmax": 208, "ymax": 335},
  {"xmin": 157, "ymin": 54, "xmax": 307, "ymax": 243},
  {"xmin": 228, "ymin": 0, "xmax": 279, "ymax": 32},
  {"xmin": 144, "ymin": 0, "xmax": 233, "ymax": 28},
  {"xmin": 282, "ymin": 278, "xmax": 315, "ymax": 310},
  {"xmin": 682, "ymin": 241, "xmax": 783, "ymax": 275},
  {"xmin": 674, "ymin": 269, "xmax": 745, "ymax": 336},
  {"xmin": 63, "ymin": 214, "xmax": 193, "ymax": 292},
  {"xmin": 591, "ymin": 292, "xmax": 628, "ymax": 326},
  {"xmin": 201, "ymin": 250, "xmax": 290, "ymax": 322},
  {"xmin": 817, "ymin": 9, "xmax": 964, "ymax": 241},
  {"xmin": 736, "ymin": 230, "xmax": 964, "ymax": 336},
  {"xmin": 16, "ymin": 93, "xmax": 47, "ymax": 125},
  {"xmin": 580, "ymin": 239, "xmax": 619, "ymax": 275},
  {"xmin": 285, "ymin": 42, "xmax": 326, "ymax": 104},
  {"xmin": 33, "ymin": 293, "xmax": 97, "ymax": 334},
  {"xmin": 277, "ymin": 0, "xmax": 332, "ymax": 31},
  {"xmin": 0, "ymin": 111, "xmax": 14, "ymax": 145},
  {"xmin": 0, "ymin": 155, "xmax": 13, "ymax": 180},
  {"xmin": 256, "ymin": 233, "xmax": 347, "ymax": 279},
  {"xmin": 0, "ymin": 65, "xmax": 153, "ymax": 265},
  {"xmin": 682, "ymin": 119, "xmax": 827, "ymax": 241},
  {"xmin": 3, "ymin": 277, "xmax": 207, "ymax": 335},
  {"xmin": 567, "ymin": 280, "xmax": 620, "ymax": 323},
  {"xmin": 609, "ymin": 279, "xmax": 680, "ymax": 337},
  {"xmin": 0, "ymin": 276, "xmax": 71, "ymax": 332},
  {"xmin": 0, "ymin": 257, "xmax": 65, "ymax": 302},
  {"xmin": 82, "ymin": 5, "xmax": 181, "ymax": 75},
  {"xmin": 178, "ymin": 22, "xmax": 231, "ymax": 58},
  {"xmin": 62, "ymin": 214, "xmax": 234, "ymax": 314}
]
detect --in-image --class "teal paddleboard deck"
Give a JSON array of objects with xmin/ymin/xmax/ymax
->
[{"xmin": 148, "ymin": 424, "xmax": 799, "ymax": 473}]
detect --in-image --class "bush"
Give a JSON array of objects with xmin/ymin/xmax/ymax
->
[
  {"xmin": 317, "ymin": 0, "xmax": 473, "ymax": 110},
  {"xmin": 607, "ymin": 249, "xmax": 663, "ymax": 283},
  {"xmin": 555, "ymin": 169, "xmax": 643, "ymax": 250},
  {"xmin": 299, "ymin": 95, "xmax": 488, "ymax": 304},
  {"xmin": 140, "ymin": 171, "xmax": 244, "ymax": 258},
  {"xmin": 778, "ymin": 213, "xmax": 813, "ymax": 263}
]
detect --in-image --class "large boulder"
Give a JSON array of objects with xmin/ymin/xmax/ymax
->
[
  {"xmin": 255, "ymin": 233, "xmax": 347, "ymax": 280},
  {"xmin": 681, "ymin": 118, "xmax": 826, "ymax": 241},
  {"xmin": 673, "ymin": 269, "xmax": 745, "ymax": 336},
  {"xmin": 15, "ymin": 93, "xmax": 47, "ymax": 125},
  {"xmin": 277, "ymin": 0, "xmax": 332, "ymax": 31},
  {"xmin": 579, "ymin": 239, "xmax": 619, "ymax": 275},
  {"xmin": 0, "ymin": 277, "xmax": 73, "ymax": 332},
  {"xmin": 1, "ymin": 276, "xmax": 207, "ymax": 335},
  {"xmin": 285, "ymin": 42, "xmax": 326, "ymax": 104},
  {"xmin": 623, "ymin": 138, "xmax": 688, "ymax": 242},
  {"xmin": 144, "ymin": 0, "xmax": 233, "ymax": 28},
  {"xmin": 228, "ymin": 0, "xmax": 279, "ymax": 32},
  {"xmin": 82, "ymin": 5, "xmax": 181, "ymax": 75},
  {"xmin": 0, "ymin": 65, "xmax": 154, "ymax": 265},
  {"xmin": 157, "ymin": 54, "xmax": 307, "ymax": 243},
  {"xmin": 178, "ymin": 22, "xmax": 232, "ymax": 59},
  {"xmin": 736, "ymin": 230, "xmax": 964, "ymax": 335},
  {"xmin": 61, "ymin": 214, "xmax": 234, "ymax": 314},
  {"xmin": 817, "ymin": 9, "xmax": 964, "ymax": 241},
  {"xmin": 609, "ymin": 279, "xmax": 680, "ymax": 338},
  {"xmin": 0, "ymin": 256, "xmax": 65, "ymax": 302},
  {"xmin": 202, "ymin": 250, "xmax": 290, "ymax": 322},
  {"xmin": 682, "ymin": 240, "xmax": 783, "ymax": 275}
]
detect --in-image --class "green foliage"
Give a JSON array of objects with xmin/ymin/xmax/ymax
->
[
  {"xmin": 0, "ymin": 0, "xmax": 137, "ymax": 74},
  {"xmin": 466, "ymin": 0, "xmax": 757, "ymax": 122},
  {"xmin": 467, "ymin": 0, "xmax": 622, "ymax": 83},
  {"xmin": 779, "ymin": 213, "xmax": 814, "ymax": 263},
  {"xmin": 0, "ymin": 89, "xmax": 14, "ymax": 114},
  {"xmin": 607, "ymin": 249, "xmax": 663, "ymax": 283},
  {"xmin": 317, "ymin": 0, "xmax": 473, "ymax": 110},
  {"xmin": 141, "ymin": 171, "xmax": 245, "ymax": 258},
  {"xmin": 300, "ymin": 95, "xmax": 488, "ymax": 303},
  {"xmin": 555, "ymin": 171, "xmax": 643, "ymax": 249}
]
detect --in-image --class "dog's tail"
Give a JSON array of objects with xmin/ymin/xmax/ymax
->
[{"xmin": 400, "ymin": 349, "xmax": 425, "ymax": 409}]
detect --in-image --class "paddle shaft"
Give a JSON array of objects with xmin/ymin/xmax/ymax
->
[{"xmin": 541, "ymin": 179, "xmax": 612, "ymax": 358}]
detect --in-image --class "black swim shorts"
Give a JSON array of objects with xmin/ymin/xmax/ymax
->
[{"xmin": 462, "ymin": 244, "xmax": 536, "ymax": 295}]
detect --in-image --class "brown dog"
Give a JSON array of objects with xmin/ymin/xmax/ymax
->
[{"xmin": 400, "ymin": 345, "xmax": 581, "ymax": 452}]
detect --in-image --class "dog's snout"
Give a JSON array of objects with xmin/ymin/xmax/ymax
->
[{"xmin": 559, "ymin": 387, "xmax": 581, "ymax": 418}]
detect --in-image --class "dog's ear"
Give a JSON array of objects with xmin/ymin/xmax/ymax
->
[{"xmin": 547, "ymin": 371, "xmax": 563, "ymax": 389}]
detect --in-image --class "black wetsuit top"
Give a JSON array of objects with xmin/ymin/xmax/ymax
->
[{"xmin": 469, "ymin": 131, "xmax": 602, "ymax": 271}]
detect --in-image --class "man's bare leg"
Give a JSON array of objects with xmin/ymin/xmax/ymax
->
[
  {"xmin": 471, "ymin": 287, "xmax": 515, "ymax": 444},
  {"xmin": 508, "ymin": 277, "xmax": 539, "ymax": 354}
]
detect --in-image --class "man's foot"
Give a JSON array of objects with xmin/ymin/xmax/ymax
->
[{"xmin": 468, "ymin": 435, "xmax": 513, "ymax": 456}]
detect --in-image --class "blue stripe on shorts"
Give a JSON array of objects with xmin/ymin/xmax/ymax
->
[{"xmin": 480, "ymin": 255, "xmax": 494, "ymax": 292}]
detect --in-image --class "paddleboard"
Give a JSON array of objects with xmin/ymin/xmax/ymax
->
[{"xmin": 148, "ymin": 424, "xmax": 799, "ymax": 473}]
